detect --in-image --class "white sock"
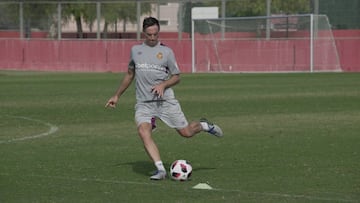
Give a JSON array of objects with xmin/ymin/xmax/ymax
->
[
  {"xmin": 155, "ymin": 161, "xmax": 166, "ymax": 172},
  {"xmin": 200, "ymin": 122, "xmax": 209, "ymax": 131}
]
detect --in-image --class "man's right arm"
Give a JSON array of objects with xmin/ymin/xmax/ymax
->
[{"xmin": 105, "ymin": 68, "xmax": 135, "ymax": 108}]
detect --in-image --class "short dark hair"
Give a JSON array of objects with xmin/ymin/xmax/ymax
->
[{"xmin": 143, "ymin": 17, "xmax": 160, "ymax": 32}]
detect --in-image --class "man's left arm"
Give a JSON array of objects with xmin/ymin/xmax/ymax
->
[{"xmin": 151, "ymin": 74, "xmax": 180, "ymax": 98}]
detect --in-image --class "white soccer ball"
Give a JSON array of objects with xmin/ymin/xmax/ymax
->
[{"xmin": 170, "ymin": 160, "xmax": 192, "ymax": 181}]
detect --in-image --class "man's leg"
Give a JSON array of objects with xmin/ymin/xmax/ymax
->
[
  {"xmin": 137, "ymin": 122, "xmax": 166, "ymax": 180},
  {"xmin": 177, "ymin": 119, "xmax": 223, "ymax": 138}
]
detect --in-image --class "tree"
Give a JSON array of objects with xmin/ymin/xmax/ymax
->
[
  {"xmin": 62, "ymin": 1, "xmax": 152, "ymax": 38},
  {"xmin": 116, "ymin": 2, "xmax": 152, "ymax": 32},
  {"xmin": 0, "ymin": 3, "xmax": 18, "ymax": 29},
  {"xmin": 205, "ymin": 0, "xmax": 310, "ymax": 17},
  {"xmin": 271, "ymin": 0, "xmax": 311, "ymax": 14},
  {"xmin": 62, "ymin": 2, "xmax": 90, "ymax": 38},
  {"xmin": 181, "ymin": 2, "xmax": 206, "ymax": 34},
  {"xmin": 319, "ymin": 0, "xmax": 360, "ymax": 29},
  {"xmin": 100, "ymin": 2, "xmax": 152, "ymax": 38},
  {"xmin": 203, "ymin": 0, "xmax": 267, "ymax": 17},
  {"xmin": 181, "ymin": 0, "xmax": 311, "ymax": 34},
  {"xmin": 0, "ymin": 2, "xmax": 56, "ymax": 36}
]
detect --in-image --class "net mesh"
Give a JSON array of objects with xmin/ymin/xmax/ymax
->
[{"xmin": 193, "ymin": 14, "xmax": 341, "ymax": 72}]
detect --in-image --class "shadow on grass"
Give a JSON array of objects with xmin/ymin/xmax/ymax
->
[
  {"xmin": 115, "ymin": 161, "xmax": 216, "ymax": 177},
  {"xmin": 115, "ymin": 161, "xmax": 162, "ymax": 176}
]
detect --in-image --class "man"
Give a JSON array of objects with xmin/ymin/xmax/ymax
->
[{"xmin": 105, "ymin": 17, "xmax": 223, "ymax": 180}]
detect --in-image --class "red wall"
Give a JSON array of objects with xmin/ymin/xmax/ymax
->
[
  {"xmin": 333, "ymin": 30, "xmax": 360, "ymax": 72},
  {"xmin": 0, "ymin": 30, "xmax": 359, "ymax": 72},
  {"xmin": 0, "ymin": 39, "xmax": 194, "ymax": 72}
]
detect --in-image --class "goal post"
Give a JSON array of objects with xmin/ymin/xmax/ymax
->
[
  {"xmin": 191, "ymin": 13, "xmax": 341, "ymax": 73},
  {"xmin": 191, "ymin": 7, "xmax": 219, "ymax": 73}
]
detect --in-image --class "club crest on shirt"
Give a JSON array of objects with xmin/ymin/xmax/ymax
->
[{"xmin": 156, "ymin": 52, "xmax": 163, "ymax": 60}]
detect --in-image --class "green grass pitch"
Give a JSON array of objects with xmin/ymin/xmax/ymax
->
[{"xmin": 0, "ymin": 71, "xmax": 359, "ymax": 202}]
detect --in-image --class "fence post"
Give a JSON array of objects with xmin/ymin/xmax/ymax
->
[
  {"xmin": 97, "ymin": 1, "xmax": 101, "ymax": 39},
  {"xmin": 266, "ymin": 0, "xmax": 271, "ymax": 40},
  {"xmin": 57, "ymin": 2, "xmax": 61, "ymax": 40},
  {"xmin": 19, "ymin": 1, "xmax": 24, "ymax": 39},
  {"xmin": 136, "ymin": 0, "xmax": 141, "ymax": 41},
  {"xmin": 310, "ymin": 14, "xmax": 314, "ymax": 72}
]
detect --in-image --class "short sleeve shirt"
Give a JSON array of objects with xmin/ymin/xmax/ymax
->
[{"xmin": 129, "ymin": 42, "xmax": 180, "ymax": 102}]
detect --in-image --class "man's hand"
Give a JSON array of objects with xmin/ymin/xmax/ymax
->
[
  {"xmin": 105, "ymin": 95, "xmax": 119, "ymax": 108},
  {"xmin": 151, "ymin": 84, "xmax": 166, "ymax": 98}
]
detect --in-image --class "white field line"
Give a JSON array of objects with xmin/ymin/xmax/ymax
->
[
  {"xmin": 0, "ymin": 115, "xmax": 59, "ymax": 144},
  {"xmin": 0, "ymin": 172, "xmax": 356, "ymax": 202}
]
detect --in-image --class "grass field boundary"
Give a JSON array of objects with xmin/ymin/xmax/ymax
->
[
  {"xmin": 0, "ymin": 172, "xmax": 356, "ymax": 202},
  {"xmin": 0, "ymin": 115, "xmax": 59, "ymax": 144}
]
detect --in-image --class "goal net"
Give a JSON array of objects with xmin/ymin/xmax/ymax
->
[{"xmin": 192, "ymin": 14, "xmax": 341, "ymax": 73}]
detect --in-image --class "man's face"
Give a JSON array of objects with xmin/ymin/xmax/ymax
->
[{"xmin": 144, "ymin": 24, "xmax": 159, "ymax": 47}]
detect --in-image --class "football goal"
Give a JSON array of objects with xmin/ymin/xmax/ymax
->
[{"xmin": 191, "ymin": 14, "xmax": 341, "ymax": 73}]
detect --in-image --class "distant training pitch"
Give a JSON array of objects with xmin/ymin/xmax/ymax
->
[{"xmin": 0, "ymin": 71, "xmax": 359, "ymax": 202}]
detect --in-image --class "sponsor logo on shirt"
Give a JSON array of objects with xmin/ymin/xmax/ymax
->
[{"xmin": 136, "ymin": 63, "xmax": 167, "ymax": 72}]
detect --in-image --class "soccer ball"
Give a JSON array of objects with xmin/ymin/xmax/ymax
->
[{"xmin": 170, "ymin": 160, "xmax": 192, "ymax": 181}]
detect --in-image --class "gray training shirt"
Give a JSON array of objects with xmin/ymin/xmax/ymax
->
[{"xmin": 128, "ymin": 42, "xmax": 181, "ymax": 102}]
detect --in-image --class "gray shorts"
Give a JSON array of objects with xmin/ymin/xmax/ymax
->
[{"xmin": 135, "ymin": 99, "xmax": 188, "ymax": 129}]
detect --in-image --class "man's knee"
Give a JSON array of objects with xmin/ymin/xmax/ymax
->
[
  {"xmin": 138, "ymin": 123, "xmax": 152, "ymax": 138},
  {"xmin": 178, "ymin": 127, "xmax": 193, "ymax": 138}
]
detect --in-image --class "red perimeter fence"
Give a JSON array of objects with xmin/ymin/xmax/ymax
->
[{"xmin": 0, "ymin": 30, "xmax": 359, "ymax": 72}]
